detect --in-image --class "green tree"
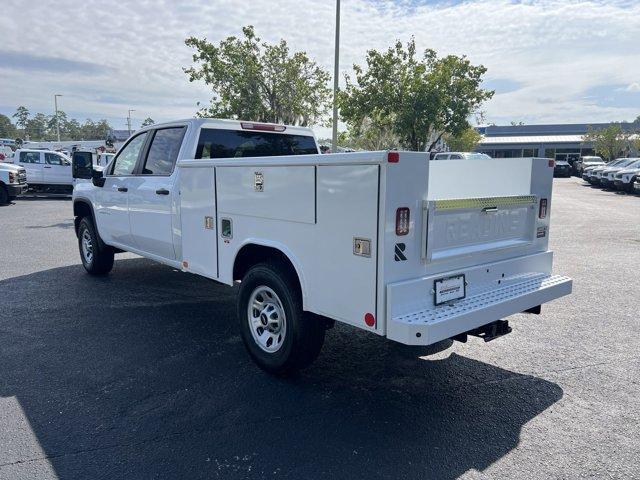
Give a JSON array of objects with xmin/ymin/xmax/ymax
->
[
  {"xmin": 443, "ymin": 126, "xmax": 482, "ymax": 152},
  {"xmin": 141, "ymin": 117, "xmax": 155, "ymax": 127},
  {"xmin": 338, "ymin": 113, "xmax": 400, "ymax": 151},
  {"xmin": 47, "ymin": 110, "xmax": 69, "ymax": 140},
  {"xmin": 25, "ymin": 113, "xmax": 48, "ymax": 140},
  {"xmin": 0, "ymin": 114, "xmax": 17, "ymax": 138},
  {"xmin": 339, "ymin": 38, "xmax": 493, "ymax": 151},
  {"xmin": 584, "ymin": 125, "xmax": 630, "ymax": 161},
  {"xmin": 13, "ymin": 106, "xmax": 30, "ymax": 130},
  {"xmin": 184, "ymin": 26, "xmax": 331, "ymax": 126}
]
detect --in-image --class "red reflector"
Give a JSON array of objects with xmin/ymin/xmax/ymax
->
[
  {"xmin": 548, "ymin": 160, "xmax": 555, "ymax": 167},
  {"xmin": 539, "ymin": 198, "xmax": 547, "ymax": 219},
  {"xmin": 240, "ymin": 122, "xmax": 286, "ymax": 132},
  {"xmin": 364, "ymin": 313, "xmax": 375, "ymax": 327},
  {"xmin": 395, "ymin": 207, "xmax": 410, "ymax": 235},
  {"xmin": 388, "ymin": 151, "xmax": 399, "ymax": 163}
]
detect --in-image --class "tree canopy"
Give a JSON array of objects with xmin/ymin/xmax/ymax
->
[
  {"xmin": 338, "ymin": 38, "xmax": 493, "ymax": 151},
  {"xmin": 184, "ymin": 26, "xmax": 331, "ymax": 126},
  {"xmin": 443, "ymin": 126, "xmax": 482, "ymax": 152},
  {"xmin": 584, "ymin": 125, "xmax": 630, "ymax": 161},
  {"xmin": 7, "ymin": 106, "xmax": 113, "ymax": 141}
]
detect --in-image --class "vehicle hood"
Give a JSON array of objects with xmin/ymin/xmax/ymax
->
[
  {"xmin": 618, "ymin": 167, "xmax": 640, "ymax": 175},
  {"xmin": 0, "ymin": 162, "xmax": 24, "ymax": 173}
]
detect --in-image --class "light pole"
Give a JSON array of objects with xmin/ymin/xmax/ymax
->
[
  {"xmin": 54, "ymin": 94, "xmax": 63, "ymax": 142},
  {"xmin": 331, "ymin": 0, "xmax": 341, "ymax": 153},
  {"xmin": 127, "ymin": 109, "xmax": 135, "ymax": 136}
]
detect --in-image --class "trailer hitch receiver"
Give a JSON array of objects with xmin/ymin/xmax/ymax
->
[{"xmin": 467, "ymin": 320, "xmax": 512, "ymax": 342}]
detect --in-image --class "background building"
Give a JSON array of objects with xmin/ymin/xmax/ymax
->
[{"xmin": 475, "ymin": 123, "xmax": 638, "ymax": 161}]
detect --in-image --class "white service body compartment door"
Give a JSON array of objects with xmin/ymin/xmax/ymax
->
[
  {"xmin": 217, "ymin": 166, "xmax": 315, "ymax": 224},
  {"xmin": 179, "ymin": 167, "xmax": 217, "ymax": 279},
  {"xmin": 310, "ymin": 165, "xmax": 379, "ymax": 326}
]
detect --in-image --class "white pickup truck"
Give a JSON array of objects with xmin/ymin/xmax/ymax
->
[
  {"xmin": 72, "ymin": 118, "xmax": 572, "ymax": 374},
  {"xmin": 13, "ymin": 148, "xmax": 74, "ymax": 194},
  {"xmin": 0, "ymin": 162, "xmax": 28, "ymax": 204}
]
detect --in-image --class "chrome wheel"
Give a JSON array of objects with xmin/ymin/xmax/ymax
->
[
  {"xmin": 81, "ymin": 229, "xmax": 94, "ymax": 264},
  {"xmin": 247, "ymin": 286, "xmax": 286, "ymax": 353}
]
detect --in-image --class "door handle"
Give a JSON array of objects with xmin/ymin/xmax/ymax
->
[
  {"xmin": 117, "ymin": 187, "xmax": 128, "ymax": 192},
  {"xmin": 482, "ymin": 206, "xmax": 498, "ymax": 213},
  {"xmin": 44, "ymin": 166, "xmax": 52, "ymax": 169},
  {"xmin": 155, "ymin": 188, "xmax": 170, "ymax": 195}
]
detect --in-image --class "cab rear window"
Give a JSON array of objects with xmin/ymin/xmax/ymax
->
[{"xmin": 195, "ymin": 129, "xmax": 318, "ymax": 159}]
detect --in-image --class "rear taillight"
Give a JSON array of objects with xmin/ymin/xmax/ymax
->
[
  {"xmin": 548, "ymin": 160, "xmax": 555, "ymax": 167},
  {"xmin": 396, "ymin": 207, "xmax": 410, "ymax": 235},
  {"xmin": 539, "ymin": 198, "xmax": 547, "ymax": 219},
  {"xmin": 240, "ymin": 122, "xmax": 286, "ymax": 132},
  {"xmin": 0, "ymin": 153, "xmax": 5, "ymax": 160}
]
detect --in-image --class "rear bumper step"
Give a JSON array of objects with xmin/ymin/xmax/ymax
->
[{"xmin": 387, "ymin": 274, "xmax": 572, "ymax": 346}]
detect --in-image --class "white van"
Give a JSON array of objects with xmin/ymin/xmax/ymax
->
[{"xmin": 14, "ymin": 149, "xmax": 74, "ymax": 194}]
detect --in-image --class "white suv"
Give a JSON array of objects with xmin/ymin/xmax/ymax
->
[{"xmin": 432, "ymin": 152, "xmax": 491, "ymax": 160}]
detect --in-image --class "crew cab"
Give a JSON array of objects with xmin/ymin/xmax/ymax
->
[
  {"xmin": 13, "ymin": 148, "xmax": 74, "ymax": 194},
  {"xmin": 72, "ymin": 118, "xmax": 572, "ymax": 374},
  {"xmin": 0, "ymin": 162, "xmax": 28, "ymax": 204}
]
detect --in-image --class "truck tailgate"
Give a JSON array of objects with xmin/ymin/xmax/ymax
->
[{"xmin": 424, "ymin": 195, "xmax": 538, "ymax": 262}]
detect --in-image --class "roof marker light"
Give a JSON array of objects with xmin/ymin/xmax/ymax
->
[{"xmin": 388, "ymin": 151, "xmax": 400, "ymax": 163}]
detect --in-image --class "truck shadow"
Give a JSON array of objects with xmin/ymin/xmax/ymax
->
[{"xmin": 0, "ymin": 258, "xmax": 563, "ymax": 480}]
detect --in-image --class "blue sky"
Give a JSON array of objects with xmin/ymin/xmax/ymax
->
[{"xmin": 0, "ymin": 0, "xmax": 639, "ymax": 136}]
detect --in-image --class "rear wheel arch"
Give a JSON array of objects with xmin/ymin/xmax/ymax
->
[{"xmin": 233, "ymin": 243, "xmax": 307, "ymax": 305}]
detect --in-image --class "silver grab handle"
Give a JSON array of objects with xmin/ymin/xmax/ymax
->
[{"xmin": 482, "ymin": 206, "xmax": 498, "ymax": 213}]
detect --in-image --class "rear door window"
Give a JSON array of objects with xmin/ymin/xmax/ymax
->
[
  {"xmin": 140, "ymin": 127, "xmax": 185, "ymax": 175},
  {"xmin": 20, "ymin": 151, "xmax": 43, "ymax": 164},
  {"xmin": 195, "ymin": 129, "xmax": 318, "ymax": 159}
]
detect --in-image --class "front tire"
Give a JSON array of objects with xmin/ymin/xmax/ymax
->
[
  {"xmin": 0, "ymin": 185, "xmax": 8, "ymax": 205},
  {"xmin": 237, "ymin": 261, "xmax": 325, "ymax": 375},
  {"xmin": 78, "ymin": 217, "xmax": 114, "ymax": 275}
]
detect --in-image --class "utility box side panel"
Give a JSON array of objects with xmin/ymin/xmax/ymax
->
[
  {"xmin": 309, "ymin": 165, "xmax": 380, "ymax": 328},
  {"xmin": 217, "ymin": 166, "xmax": 315, "ymax": 224},
  {"xmin": 179, "ymin": 167, "xmax": 218, "ymax": 279}
]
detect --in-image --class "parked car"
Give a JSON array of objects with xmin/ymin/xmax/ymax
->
[
  {"xmin": 13, "ymin": 148, "xmax": 74, "ymax": 194},
  {"xmin": 575, "ymin": 156, "xmax": 604, "ymax": 176},
  {"xmin": 0, "ymin": 162, "xmax": 28, "ymax": 204},
  {"xmin": 432, "ymin": 152, "xmax": 491, "ymax": 160},
  {"xmin": 612, "ymin": 159, "xmax": 640, "ymax": 192},
  {"xmin": 599, "ymin": 158, "xmax": 637, "ymax": 189},
  {"xmin": 553, "ymin": 160, "xmax": 571, "ymax": 177},
  {"xmin": 634, "ymin": 176, "xmax": 640, "ymax": 194},
  {"xmin": 586, "ymin": 158, "xmax": 624, "ymax": 184},
  {"xmin": 96, "ymin": 152, "xmax": 115, "ymax": 167},
  {"xmin": 71, "ymin": 118, "xmax": 571, "ymax": 374}
]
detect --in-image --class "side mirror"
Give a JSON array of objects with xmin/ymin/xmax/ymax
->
[
  {"xmin": 92, "ymin": 167, "xmax": 106, "ymax": 188},
  {"xmin": 72, "ymin": 152, "xmax": 93, "ymax": 179}
]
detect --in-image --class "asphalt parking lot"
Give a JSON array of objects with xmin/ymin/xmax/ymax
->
[{"xmin": 0, "ymin": 179, "xmax": 638, "ymax": 480}]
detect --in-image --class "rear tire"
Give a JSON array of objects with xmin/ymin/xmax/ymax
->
[
  {"xmin": 78, "ymin": 217, "xmax": 114, "ymax": 275},
  {"xmin": 238, "ymin": 261, "xmax": 325, "ymax": 375},
  {"xmin": 0, "ymin": 185, "xmax": 8, "ymax": 205}
]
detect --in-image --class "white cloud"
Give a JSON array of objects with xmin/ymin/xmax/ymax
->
[
  {"xmin": 625, "ymin": 82, "xmax": 640, "ymax": 92},
  {"xmin": 0, "ymin": 0, "xmax": 639, "ymax": 133}
]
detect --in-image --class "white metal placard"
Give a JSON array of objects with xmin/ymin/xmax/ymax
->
[{"xmin": 434, "ymin": 274, "xmax": 466, "ymax": 305}]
